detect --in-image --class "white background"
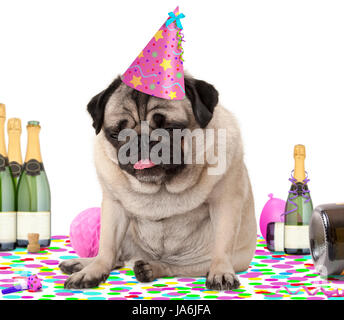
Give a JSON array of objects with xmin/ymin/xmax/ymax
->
[{"xmin": 1, "ymin": 0, "xmax": 344, "ymax": 235}]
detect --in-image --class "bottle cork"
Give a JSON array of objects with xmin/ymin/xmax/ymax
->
[{"xmin": 27, "ymin": 233, "xmax": 40, "ymax": 253}]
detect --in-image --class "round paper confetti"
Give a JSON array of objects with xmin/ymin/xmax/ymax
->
[{"xmin": 0, "ymin": 235, "xmax": 343, "ymax": 300}]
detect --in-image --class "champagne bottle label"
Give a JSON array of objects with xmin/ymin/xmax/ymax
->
[
  {"xmin": 0, "ymin": 212, "xmax": 16, "ymax": 242},
  {"xmin": 9, "ymin": 161, "xmax": 22, "ymax": 178},
  {"xmin": 0, "ymin": 155, "xmax": 8, "ymax": 171},
  {"xmin": 17, "ymin": 211, "xmax": 51, "ymax": 240},
  {"xmin": 24, "ymin": 159, "xmax": 43, "ymax": 176},
  {"xmin": 284, "ymin": 225, "xmax": 310, "ymax": 249}
]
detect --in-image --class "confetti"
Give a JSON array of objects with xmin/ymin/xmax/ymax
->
[{"xmin": 0, "ymin": 235, "xmax": 343, "ymax": 300}]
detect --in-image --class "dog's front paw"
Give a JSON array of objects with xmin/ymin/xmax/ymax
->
[
  {"xmin": 64, "ymin": 263, "xmax": 110, "ymax": 289},
  {"xmin": 133, "ymin": 260, "xmax": 156, "ymax": 282},
  {"xmin": 59, "ymin": 258, "xmax": 87, "ymax": 275},
  {"xmin": 205, "ymin": 271, "xmax": 240, "ymax": 291}
]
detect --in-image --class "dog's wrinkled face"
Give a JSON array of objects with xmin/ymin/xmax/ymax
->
[
  {"xmin": 104, "ymin": 84, "xmax": 191, "ymax": 183},
  {"xmin": 87, "ymin": 75, "xmax": 219, "ymax": 184}
]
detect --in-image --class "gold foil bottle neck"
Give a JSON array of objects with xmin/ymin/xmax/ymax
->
[
  {"xmin": 8, "ymin": 118, "xmax": 22, "ymax": 134},
  {"xmin": 294, "ymin": 144, "xmax": 306, "ymax": 158},
  {"xmin": 25, "ymin": 120, "xmax": 42, "ymax": 163},
  {"xmin": 0, "ymin": 104, "xmax": 6, "ymax": 119},
  {"xmin": 293, "ymin": 144, "xmax": 306, "ymax": 182}
]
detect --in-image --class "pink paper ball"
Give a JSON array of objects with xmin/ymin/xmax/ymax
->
[
  {"xmin": 259, "ymin": 194, "xmax": 286, "ymax": 240},
  {"xmin": 70, "ymin": 207, "xmax": 101, "ymax": 258}
]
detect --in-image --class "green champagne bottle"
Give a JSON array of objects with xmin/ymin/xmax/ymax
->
[
  {"xmin": 0, "ymin": 104, "xmax": 16, "ymax": 251},
  {"xmin": 7, "ymin": 118, "xmax": 23, "ymax": 188},
  {"xmin": 17, "ymin": 121, "xmax": 51, "ymax": 247},
  {"xmin": 284, "ymin": 145, "xmax": 313, "ymax": 255}
]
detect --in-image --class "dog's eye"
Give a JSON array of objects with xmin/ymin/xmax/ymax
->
[
  {"xmin": 110, "ymin": 132, "xmax": 119, "ymax": 140},
  {"xmin": 153, "ymin": 113, "xmax": 165, "ymax": 128},
  {"xmin": 117, "ymin": 120, "xmax": 128, "ymax": 131},
  {"xmin": 107, "ymin": 120, "xmax": 129, "ymax": 141}
]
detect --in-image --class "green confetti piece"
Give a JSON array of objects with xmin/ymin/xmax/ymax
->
[
  {"xmin": 258, "ymin": 292, "xmax": 274, "ymax": 295},
  {"xmin": 125, "ymin": 270, "xmax": 135, "ymax": 276},
  {"xmin": 147, "ymin": 291, "xmax": 161, "ymax": 294},
  {"xmin": 295, "ymin": 269, "xmax": 310, "ymax": 272},
  {"xmin": 291, "ymin": 297, "xmax": 307, "ymax": 300},
  {"xmin": 279, "ymin": 290, "xmax": 289, "ymax": 294},
  {"xmin": 152, "ymin": 284, "xmax": 167, "ymax": 287},
  {"xmin": 231, "ymin": 289, "xmax": 245, "ymax": 292},
  {"xmin": 262, "ymin": 272, "xmax": 276, "ymax": 275},
  {"xmin": 203, "ymin": 295, "xmax": 218, "ymax": 299},
  {"xmin": 108, "ymin": 276, "xmax": 123, "ymax": 280},
  {"xmin": 107, "ymin": 292, "xmax": 121, "ymax": 295},
  {"xmin": 293, "ymin": 259, "xmax": 308, "ymax": 261}
]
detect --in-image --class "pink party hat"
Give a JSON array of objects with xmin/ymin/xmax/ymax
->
[{"xmin": 122, "ymin": 6, "xmax": 185, "ymax": 100}]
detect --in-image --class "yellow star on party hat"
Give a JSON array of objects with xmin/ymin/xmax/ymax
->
[{"xmin": 122, "ymin": 6, "xmax": 185, "ymax": 100}]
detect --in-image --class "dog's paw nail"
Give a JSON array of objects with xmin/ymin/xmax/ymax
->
[
  {"xmin": 206, "ymin": 272, "xmax": 240, "ymax": 291},
  {"xmin": 133, "ymin": 260, "xmax": 155, "ymax": 282},
  {"xmin": 63, "ymin": 270, "xmax": 109, "ymax": 289}
]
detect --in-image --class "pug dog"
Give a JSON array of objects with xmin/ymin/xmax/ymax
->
[{"xmin": 59, "ymin": 74, "xmax": 257, "ymax": 290}]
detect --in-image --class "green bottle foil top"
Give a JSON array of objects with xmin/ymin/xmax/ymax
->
[{"xmin": 28, "ymin": 121, "xmax": 40, "ymax": 126}]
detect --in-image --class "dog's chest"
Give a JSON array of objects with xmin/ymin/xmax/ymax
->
[
  {"xmin": 119, "ymin": 184, "xmax": 212, "ymax": 220},
  {"xmin": 130, "ymin": 203, "xmax": 212, "ymax": 262}
]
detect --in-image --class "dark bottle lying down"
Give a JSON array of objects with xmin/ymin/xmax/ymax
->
[{"xmin": 310, "ymin": 203, "xmax": 344, "ymax": 276}]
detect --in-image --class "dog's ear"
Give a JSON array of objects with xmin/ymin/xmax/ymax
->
[
  {"xmin": 184, "ymin": 77, "xmax": 219, "ymax": 128},
  {"xmin": 87, "ymin": 76, "xmax": 122, "ymax": 134}
]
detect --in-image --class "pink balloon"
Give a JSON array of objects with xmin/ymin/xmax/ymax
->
[
  {"xmin": 70, "ymin": 207, "xmax": 101, "ymax": 258},
  {"xmin": 259, "ymin": 194, "xmax": 286, "ymax": 240}
]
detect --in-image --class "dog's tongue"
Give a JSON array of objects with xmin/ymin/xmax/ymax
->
[{"xmin": 134, "ymin": 159, "xmax": 156, "ymax": 170}]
